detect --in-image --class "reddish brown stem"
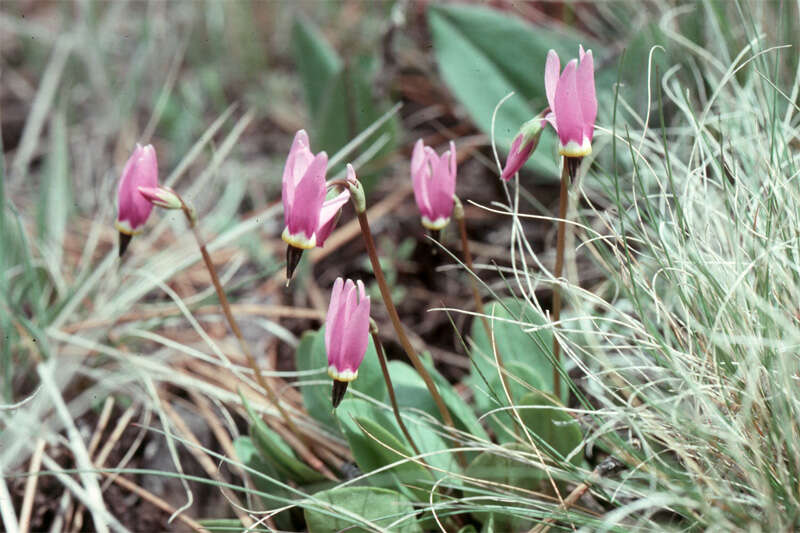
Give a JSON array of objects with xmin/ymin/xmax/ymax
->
[
  {"xmin": 371, "ymin": 331, "xmax": 424, "ymax": 460},
  {"xmin": 551, "ymin": 159, "xmax": 570, "ymax": 400},
  {"xmin": 177, "ymin": 199, "xmax": 337, "ymax": 481},
  {"xmin": 355, "ymin": 210, "xmax": 461, "ymax": 449}
]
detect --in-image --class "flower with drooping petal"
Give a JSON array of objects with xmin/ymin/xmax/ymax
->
[
  {"xmin": 281, "ymin": 130, "xmax": 329, "ymax": 250},
  {"xmin": 325, "ymin": 278, "xmax": 371, "ymax": 406},
  {"xmin": 115, "ymin": 144, "xmax": 158, "ymax": 257},
  {"xmin": 544, "ymin": 45, "xmax": 597, "ymax": 158},
  {"xmin": 116, "ymin": 144, "xmax": 158, "ymax": 236},
  {"xmin": 281, "ymin": 130, "xmax": 350, "ymax": 248},
  {"xmin": 281, "ymin": 130, "xmax": 350, "ymax": 282},
  {"xmin": 410, "ymin": 139, "xmax": 457, "ymax": 230},
  {"xmin": 500, "ymin": 115, "xmax": 545, "ymax": 181}
]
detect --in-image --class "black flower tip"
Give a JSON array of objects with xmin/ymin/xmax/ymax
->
[
  {"xmin": 331, "ymin": 380, "xmax": 349, "ymax": 408},
  {"xmin": 285, "ymin": 245, "xmax": 304, "ymax": 284},
  {"xmin": 118, "ymin": 232, "xmax": 132, "ymax": 258}
]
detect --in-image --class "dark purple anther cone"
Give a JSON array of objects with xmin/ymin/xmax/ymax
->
[
  {"xmin": 285, "ymin": 245, "xmax": 304, "ymax": 283},
  {"xmin": 331, "ymin": 380, "xmax": 349, "ymax": 408},
  {"xmin": 566, "ymin": 157, "xmax": 581, "ymax": 183},
  {"xmin": 119, "ymin": 232, "xmax": 132, "ymax": 258}
]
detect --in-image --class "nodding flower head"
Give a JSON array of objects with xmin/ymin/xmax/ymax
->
[
  {"xmin": 325, "ymin": 277, "xmax": 371, "ymax": 407},
  {"xmin": 116, "ymin": 144, "xmax": 158, "ymax": 256},
  {"xmin": 500, "ymin": 116, "xmax": 545, "ymax": 181},
  {"xmin": 410, "ymin": 139, "xmax": 457, "ymax": 230},
  {"xmin": 544, "ymin": 45, "xmax": 597, "ymax": 159},
  {"xmin": 281, "ymin": 130, "xmax": 350, "ymax": 281}
]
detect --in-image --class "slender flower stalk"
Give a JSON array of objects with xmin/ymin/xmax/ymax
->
[
  {"xmin": 454, "ymin": 196, "xmax": 518, "ymax": 438},
  {"xmin": 369, "ymin": 323, "xmax": 422, "ymax": 459},
  {"xmin": 551, "ymin": 159, "xmax": 570, "ymax": 400},
  {"xmin": 345, "ymin": 172, "xmax": 458, "ymax": 435},
  {"xmin": 159, "ymin": 192, "xmax": 337, "ymax": 480}
]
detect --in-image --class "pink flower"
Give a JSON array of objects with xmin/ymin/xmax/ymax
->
[
  {"xmin": 500, "ymin": 117, "xmax": 545, "ymax": 181},
  {"xmin": 281, "ymin": 130, "xmax": 349, "ymax": 250},
  {"xmin": 326, "ymin": 277, "xmax": 371, "ymax": 388},
  {"xmin": 544, "ymin": 45, "xmax": 597, "ymax": 158},
  {"xmin": 410, "ymin": 139, "xmax": 457, "ymax": 230},
  {"xmin": 115, "ymin": 144, "xmax": 158, "ymax": 236}
]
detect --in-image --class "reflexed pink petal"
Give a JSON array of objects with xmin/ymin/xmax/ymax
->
[
  {"xmin": 544, "ymin": 112, "xmax": 557, "ymax": 130},
  {"xmin": 429, "ymin": 149, "xmax": 455, "ymax": 219},
  {"xmin": 140, "ymin": 145, "xmax": 158, "ymax": 188},
  {"xmin": 325, "ymin": 277, "xmax": 345, "ymax": 358},
  {"xmin": 411, "ymin": 139, "xmax": 426, "ymax": 176},
  {"xmin": 553, "ymin": 59, "xmax": 584, "ymax": 148},
  {"xmin": 410, "ymin": 139, "xmax": 457, "ymax": 224},
  {"xmin": 448, "ymin": 141, "xmax": 457, "ymax": 178},
  {"xmin": 576, "ymin": 49, "xmax": 597, "ymax": 141},
  {"xmin": 315, "ymin": 189, "xmax": 350, "ymax": 246},
  {"xmin": 356, "ymin": 279, "xmax": 366, "ymax": 301},
  {"xmin": 579, "ymin": 44, "xmax": 586, "ymax": 61},
  {"xmin": 287, "ymin": 152, "xmax": 327, "ymax": 238},
  {"xmin": 325, "ymin": 277, "xmax": 371, "ymax": 377},
  {"xmin": 411, "ymin": 140, "xmax": 433, "ymax": 220},
  {"xmin": 340, "ymin": 295, "xmax": 371, "ymax": 372},
  {"xmin": 282, "ymin": 130, "xmax": 313, "ymax": 203},
  {"xmin": 545, "ymin": 50, "xmax": 560, "ymax": 111}
]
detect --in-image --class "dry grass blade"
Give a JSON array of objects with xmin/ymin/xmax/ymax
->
[
  {"xmin": 18, "ymin": 438, "xmax": 45, "ymax": 533},
  {"xmin": 161, "ymin": 396, "xmax": 255, "ymax": 529}
]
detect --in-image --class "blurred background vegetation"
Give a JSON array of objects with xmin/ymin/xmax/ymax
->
[{"xmin": 2, "ymin": 0, "xmax": 800, "ymax": 531}]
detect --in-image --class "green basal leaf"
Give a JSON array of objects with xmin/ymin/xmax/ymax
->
[
  {"xmin": 465, "ymin": 443, "xmax": 545, "ymax": 530},
  {"xmin": 304, "ymin": 486, "xmax": 422, "ymax": 533},
  {"xmin": 291, "ymin": 15, "xmax": 341, "ymax": 118},
  {"xmin": 233, "ymin": 436, "xmax": 295, "ymax": 530},
  {"xmin": 335, "ymin": 398, "xmax": 432, "ymax": 500},
  {"xmin": 468, "ymin": 298, "xmax": 567, "ymax": 442},
  {"xmin": 518, "ymin": 391, "xmax": 583, "ymax": 466},
  {"xmin": 389, "ymin": 359, "xmax": 489, "ymax": 444},
  {"xmin": 290, "ymin": 15, "xmax": 399, "ymax": 193},
  {"xmin": 241, "ymin": 392, "xmax": 327, "ymax": 484}
]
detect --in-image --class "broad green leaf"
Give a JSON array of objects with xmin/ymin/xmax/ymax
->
[
  {"xmin": 296, "ymin": 327, "xmax": 387, "ymax": 432},
  {"xmin": 465, "ymin": 443, "xmax": 544, "ymax": 529},
  {"xmin": 233, "ymin": 436, "xmax": 296, "ymax": 530},
  {"xmin": 468, "ymin": 298, "xmax": 562, "ymax": 396},
  {"xmin": 518, "ymin": 391, "xmax": 583, "ymax": 466},
  {"xmin": 290, "ymin": 16, "xmax": 399, "ymax": 192},
  {"xmin": 291, "ymin": 15, "xmax": 341, "ymax": 118},
  {"xmin": 389, "ymin": 359, "xmax": 488, "ymax": 443},
  {"xmin": 428, "ymin": 4, "xmax": 596, "ymax": 179},
  {"xmin": 233, "ymin": 436, "xmax": 283, "ymax": 503},
  {"xmin": 468, "ymin": 298, "xmax": 567, "ymax": 442},
  {"xmin": 335, "ymin": 398, "xmax": 432, "ymax": 499},
  {"xmin": 241, "ymin": 392, "xmax": 327, "ymax": 484},
  {"xmin": 479, "ymin": 360, "xmax": 549, "ymax": 443},
  {"xmin": 304, "ymin": 486, "xmax": 422, "ymax": 533}
]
